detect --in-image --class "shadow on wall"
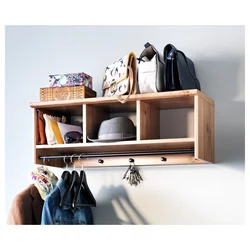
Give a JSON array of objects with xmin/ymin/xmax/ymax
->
[
  {"xmin": 195, "ymin": 57, "xmax": 245, "ymax": 171},
  {"xmin": 92, "ymin": 185, "xmax": 149, "ymax": 225}
]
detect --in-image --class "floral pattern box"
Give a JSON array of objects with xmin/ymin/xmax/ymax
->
[{"xmin": 49, "ymin": 72, "xmax": 93, "ymax": 88}]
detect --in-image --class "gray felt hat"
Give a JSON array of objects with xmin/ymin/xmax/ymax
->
[{"xmin": 87, "ymin": 117, "xmax": 136, "ymax": 142}]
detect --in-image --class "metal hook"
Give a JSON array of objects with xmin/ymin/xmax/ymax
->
[
  {"xmin": 129, "ymin": 158, "xmax": 134, "ymax": 163},
  {"xmin": 70, "ymin": 153, "xmax": 78, "ymax": 170},
  {"xmin": 129, "ymin": 158, "xmax": 135, "ymax": 170},
  {"xmin": 43, "ymin": 157, "xmax": 50, "ymax": 166},
  {"xmin": 78, "ymin": 153, "xmax": 85, "ymax": 170},
  {"xmin": 63, "ymin": 155, "xmax": 71, "ymax": 169}
]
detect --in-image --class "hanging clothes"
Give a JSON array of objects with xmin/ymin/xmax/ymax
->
[
  {"xmin": 41, "ymin": 177, "xmax": 94, "ymax": 225},
  {"xmin": 7, "ymin": 165, "xmax": 58, "ymax": 225},
  {"xmin": 7, "ymin": 184, "xmax": 44, "ymax": 225},
  {"xmin": 31, "ymin": 165, "xmax": 58, "ymax": 200}
]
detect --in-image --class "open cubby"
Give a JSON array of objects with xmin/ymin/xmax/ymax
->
[
  {"xmin": 83, "ymin": 101, "xmax": 137, "ymax": 143},
  {"xmin": 30, "ymin": 89, "xmax": 214, "ymax": 167}
]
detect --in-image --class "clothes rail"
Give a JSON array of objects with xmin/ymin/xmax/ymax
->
[{"xmin": 38, "ymin": 149, "xmax": 195, "ymax": 160}]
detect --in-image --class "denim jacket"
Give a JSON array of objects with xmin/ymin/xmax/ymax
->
[{"xmin": 41, "ymin": 178, "xmax": 93, "ymax": 225}]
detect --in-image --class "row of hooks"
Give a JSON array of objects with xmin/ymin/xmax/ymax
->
[
  {"xmin": 42, "ymin": 154, "xmax": 144, "ymax": 166},
  {"xmin": 40, "ymin": 149, "xmax": 195, "ymax": 166},
  {"xmin": 42, "ymin": 153, "xmax": 144, "ymax": 187}
]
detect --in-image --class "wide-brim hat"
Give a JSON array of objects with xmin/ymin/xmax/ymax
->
[{"xmin": 87, "ymin": 117, "xmax": 136, "ymax": 143}]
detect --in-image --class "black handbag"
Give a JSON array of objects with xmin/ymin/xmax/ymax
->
[{"xmin": 163, "ymin": 44, "xmax": 201, "ymax": 91}]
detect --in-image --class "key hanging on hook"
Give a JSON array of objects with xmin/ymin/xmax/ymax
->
[
  {"xmin": 122, "ymin": 158, "xmax": 134, "ymax": 180},
  {"xmin": 122, "ymin": 158, "xmax": 143, "ymax": 187}
]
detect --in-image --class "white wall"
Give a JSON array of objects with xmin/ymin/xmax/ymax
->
[{"xmin": 5, "ymin": 25, "xmax": 245, "ymax": 224}]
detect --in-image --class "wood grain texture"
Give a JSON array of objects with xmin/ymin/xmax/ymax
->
[
  {"xmin": 72, "ymin": 154, "xmax": 202, "ymax": 168},
  {"xmin": 36, "ymin": 138, "xmax": 195, "ymax": 155},
  {"xmin": 33, "ymin": 108, "xmax": 37, "ymax": 164},
  {"xmin": 31, "ymin": 89, "xmax": 214, "ymax": 167},
  {"xmin": 194, "ymin": 95, "xmax": 214, "ymax": 163},
  {"xmin": 137, "ymin": 100, "xmax": 160, "ymax": 140},
  {"xmin": 84, "ymin": 104, "xmax": 109, "ymax": 143},
  {"xmin": 30, "ymin": 89, "xmax": 208, "ymax": 109},
  {"xmin": 40, "ymin": 86, "xmax": 96, "ymax": 102}
]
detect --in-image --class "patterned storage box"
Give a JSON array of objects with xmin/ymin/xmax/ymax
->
[
  {"xmin": 49, "ymin": 72, "xmax": 92, "ymax": 89},
  {"xmin": 40, "ymin": 86, "xmax": 96, "ymax": 102}
]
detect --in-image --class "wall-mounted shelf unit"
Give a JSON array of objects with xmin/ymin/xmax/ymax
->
[{"xmin": 30, "ymin": 89, "xmax": 214, "ymax": 168}]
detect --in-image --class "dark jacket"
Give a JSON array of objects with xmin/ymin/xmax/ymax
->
[{"xmin": 7, "ymin": 184, "xmax": 44, "ymax": 225}]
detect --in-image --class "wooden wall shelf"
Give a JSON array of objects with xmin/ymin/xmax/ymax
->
[{"xmin": 30, "ymin": 89, "xmax": 214, "ymax": 168}]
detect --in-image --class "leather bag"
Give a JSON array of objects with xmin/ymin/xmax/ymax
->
[
  {"xmin": 137, "ymin": 42, "xmax": 165, "ymax": 93},
  {"xmin": 163, "ymin": 44, "xmax": 201, "ymax": 91},
  {"xmin": 102, "ymin": 52, "xmax": 137, "ymax": 103}
]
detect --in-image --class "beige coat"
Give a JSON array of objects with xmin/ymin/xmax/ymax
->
[{"xmin": 7, "ymin": 184, "xmax": 44, "ymax": 225}]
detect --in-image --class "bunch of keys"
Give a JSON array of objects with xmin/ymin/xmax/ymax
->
[{"xmin": 122, "ymin": 158, "xmax": 143, "ymax": 186}]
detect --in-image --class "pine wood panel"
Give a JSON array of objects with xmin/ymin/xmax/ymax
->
[
  {"xmin": 31, "ymin": 89, "xmax": 214, "ymax": 167},
  {"xmin": 35, "ymin": 105, "xmax": 83, "ymax": 116},
  {"xmin": 72, "ymin": 154, "xmax": 201, "ymax": 168},
  {"xmin": 137, "ymin": 100, "xmax": 160, "ymax": 140},
  {"xmin": 84, "ymin": 104, "xmax": 109, "ymax": 143},
  {"xmin": 33, "ymin": 108, "xmax": 37, "ymax": 164},
  {"xmin": 194, "ymin": 95, "xmax": 214, "ymax": 163},
  {"xmin": 30, "ymin": 89, "xmax": 212, "ymax": 109},
  {"xmin": 87, "ymin": 101, "xmax": 136, "ymax": 113},
  {"xmin": 36, "ymin": 138, "xmax": 194, "ymax": 156},
  {"xmin": 143, "ymin": 96, "xmax": 194, "ymax": 109}
]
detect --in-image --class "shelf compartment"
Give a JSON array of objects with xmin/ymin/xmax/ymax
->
[
  {"xmin": 34, "ymin": 105, "xmax": 83, "ymax": 116},
  {"xmin": 83, "ymin": 102, "xmax": 137, "ymax": 143},
  {"xmin": 138, "ymin": 99, "xmax": 194, "ymax": 140}
]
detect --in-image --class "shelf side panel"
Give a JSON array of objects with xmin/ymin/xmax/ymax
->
[
  {"xmin": 33, "ymin": 108, "xmax": 37, "ymax": 164},
  {"xmin": 194, "ymin": 95, "xmax": 214, "ymax": 163},
  {"xmin": 138, "ymin": 100, "xmax": 160, "ymax": 140},
  {"xmin": 84, "ymin": 104, "xmax": 110, "ymax": 143}
]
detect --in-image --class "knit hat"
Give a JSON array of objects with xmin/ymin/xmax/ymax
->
[{"xmin": 31, "ymin": 166, "xmax": 58, "ymax": 200}]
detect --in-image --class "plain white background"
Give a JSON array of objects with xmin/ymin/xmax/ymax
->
[{"xmin": 4, "ymin": 25, "xmax": 245, "ymax": 225}]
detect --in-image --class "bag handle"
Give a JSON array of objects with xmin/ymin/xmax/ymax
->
[
  {"xmin": 116, "ymin": 65, "xmax": 134, "ymax": 104},
  {"xmin": 138, "ymin": 42, "xmax": 165, "ymax": 65}
]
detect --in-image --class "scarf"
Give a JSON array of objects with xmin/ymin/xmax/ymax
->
[{"xmin": 31, "ymin": 165, "xmax": 58, "ymax": 200}]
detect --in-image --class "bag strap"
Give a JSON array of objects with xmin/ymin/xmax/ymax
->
[{"xmin": 116, "ymin": 65, "xmax": 134, "ymax": 104}]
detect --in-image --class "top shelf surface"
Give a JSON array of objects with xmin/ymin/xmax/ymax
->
[{"xmin": 30, "ymin": 90, "xmax": 214, "ymax": 110}]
